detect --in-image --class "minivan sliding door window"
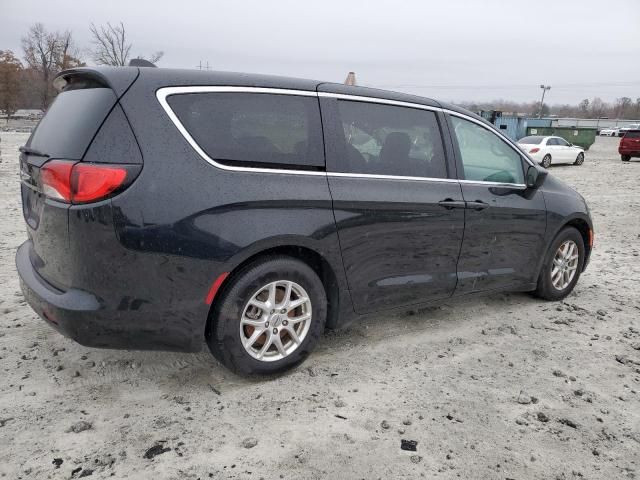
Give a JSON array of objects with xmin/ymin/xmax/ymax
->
[{"xmin": 335, "ymin": 100, "xmax": 448, "ymax": 179}]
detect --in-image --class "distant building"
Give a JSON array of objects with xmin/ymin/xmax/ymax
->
[{"xmin": 344, "ymin": 71, "xmax": 357, "ymax": 86}]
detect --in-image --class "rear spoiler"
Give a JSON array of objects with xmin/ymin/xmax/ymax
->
[{"xmin": 53, "ymin": 67, "xmax": 140, "ymax": 98}]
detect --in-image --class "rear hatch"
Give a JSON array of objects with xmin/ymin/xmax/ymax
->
[
  {"xmin": 621, "ymin": 131, "xmax": 640, "ymax": 152},
  {"xmin": 19, "ymin": 71, "xmax": 137, "ymax": 289}
]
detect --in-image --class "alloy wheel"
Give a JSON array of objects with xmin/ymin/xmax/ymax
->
[
  {"xmin": 239, "ymin": 280, "xmax": 312, "ymax": 362},
  {"xmin": 551, "ymin": 240, "xmax": 579, "ymax": 290}
]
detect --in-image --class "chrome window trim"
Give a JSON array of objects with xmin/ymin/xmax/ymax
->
[
  {"xmin": 156, "ymin": 86, "xmax": 326, "ymax": 177},
  {"xmin": 326, "ymin": 171, "xmax": 458, "ymax": 183},
  {"xmin": 157, "ymin": 86, "xmax": 529, "ymax": 186},
  {"xmin": 318, "ymin": 91, "xmax": 533, "ymax": 168},
  {"xmin": 317, "ymin": 92, "xmax": 443, "ymax": 113},
  {"xmin": 459, "ymin": 179, "xmax": 527, "ymax": 189}
]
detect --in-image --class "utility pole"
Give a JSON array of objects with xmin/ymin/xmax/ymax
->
[
  {"xmin": 196, "ymin": 61, "xmax": 211, "ymax": 71},
  {"xmin": 538, "ymin": 85, "xmax": 551, "ymax": 118}
]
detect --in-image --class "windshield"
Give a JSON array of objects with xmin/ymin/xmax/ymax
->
[{"xmin": 518, "ymin": 136, "xmax": 544, "ymax": 144}]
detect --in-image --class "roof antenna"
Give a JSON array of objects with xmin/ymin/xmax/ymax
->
[{"xmin": 128, "ymin": 58, "xmax": 157, "ymax": 68}]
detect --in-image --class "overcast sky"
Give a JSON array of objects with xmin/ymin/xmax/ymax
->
[{"xmin": 3, "ymin": 0, "xmax": 639, "ymax": 104}]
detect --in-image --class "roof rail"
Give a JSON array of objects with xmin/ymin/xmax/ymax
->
[{"xmin": 128, "ymin": 58, "xmax": 157, "ymax": 68}]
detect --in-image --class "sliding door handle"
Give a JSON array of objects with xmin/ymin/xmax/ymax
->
[
  {"xmin": 438, "ymin": 199, "xmax": 467, "ymax": 209},
  {"xmin": 467, "ymin": 200, "xmax": 489, "ymax": 211}
]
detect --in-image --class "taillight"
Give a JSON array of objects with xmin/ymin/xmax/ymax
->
[
  {"xmin": 40, "ymin": 160, "xmax": 74, "ymax": 201},
  {"xmin": 72, "ymin": 164, "xmax": 128, "ymax": 203},
  {"xmin": 529, "ymin": 148, "xmax": 540, "ymax": 153},
  {"xmin": 40, "ymin": 160, "xmax": 139, "ymax": 204}
]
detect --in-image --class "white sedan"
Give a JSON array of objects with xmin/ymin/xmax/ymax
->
[
  {"xmin": 517, "ymin": 135, "xmax": 585, "ymax": 168},
  {"xmin": 599, "ymin": 127, "xmax": 619, "ymax": 137}
]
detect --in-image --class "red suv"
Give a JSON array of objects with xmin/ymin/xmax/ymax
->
[{"xmin": 619, "ymin": 130, "xmax": 640, "ymax": 161}]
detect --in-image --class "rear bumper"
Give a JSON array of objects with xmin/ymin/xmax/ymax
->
[
  {"xmin": 618, "ymin": 148, "xmax": 640, "ymax": 156},
  {"xmin": 16, "ymin": 240, "xmax": 204, "ymax": 352}
]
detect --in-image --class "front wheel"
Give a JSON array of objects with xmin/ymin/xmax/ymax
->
[
  {"xmin": 574, "ymin": 153, "xmax": 584, "ymax": 165},
  {"xmin": 621, "ymin": 155, "xmax": 631, "ymax": 162},
  {"xmin": 541, "ymin": 154, "xmax": 552, "ymax": 168},
  {"xmin": 534, "ymin": 227, "xmax": 585, "ymax": 301},
  {"xmin": 206, "ymin": 256, "xmax": 327, "ymax": 376}
]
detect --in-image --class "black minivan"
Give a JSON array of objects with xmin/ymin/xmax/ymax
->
[{"xmin": 17, "ymin": 67, "xmax": 593, "ymax": 375}]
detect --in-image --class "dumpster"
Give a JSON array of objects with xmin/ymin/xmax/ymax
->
[
  {"xmin": 525, "ymin": 126, "xmax": 597, "ymax": 150},
  {"xmin": 525, "ymin": 126, "xmax": 554, "ymax": 137}
]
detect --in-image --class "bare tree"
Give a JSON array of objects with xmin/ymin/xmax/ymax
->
[
  {"xmin": 578, "ymin": 98, "xmax": 589, "ymax": 115},
  {"xmin": 590, "ymin": 97, "xmax": 605, "ymax": 118},
  {"xmin": 57, "ymin": 30, "xmax": 85, "ymax": 70},
  {"xmin": 137, "ymin": 51, "xmax": 164, "ymax": 64},
  {"xmin": 21, "ymin": 23, "xmax": 83, "ymax": 109},
  {"xmin": 90, "ymin": 22, "xmax": 131, "ymax": 66},
  {"xmin": 90, "ymin": 22, "xmax": 164, "ymax": 66},
  {"xmin": 22, "ymin": 23, "xmax": 59, "ymax": 109},
  {"xmin": 615, "ymin": 97, "xmax": 633, "ymax": 119},
  {"xmin": 0, "ymin": 50, "xmax": 23, "ymax": 122}
]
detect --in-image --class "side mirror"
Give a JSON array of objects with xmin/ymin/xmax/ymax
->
[{"xmin": 526, "ymin": 164, "xmax": 547, "ymax": 189}]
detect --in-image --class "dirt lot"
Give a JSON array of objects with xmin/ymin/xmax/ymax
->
[{"xmin": 0, "ymin": 133, "xmax": 638, "ymax": 480}]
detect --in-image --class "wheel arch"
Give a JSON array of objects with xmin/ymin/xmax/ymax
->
[
  {"xmin": 532, "ymin": 214, "xmax": 593, "ymax": 288},
  {"xmin": 564, "ymin": 217, "xmax": 592, "ymax": 268},
  {"xmin": 205, "ymin": 240, "xmax": 348, "ymax": 337}
]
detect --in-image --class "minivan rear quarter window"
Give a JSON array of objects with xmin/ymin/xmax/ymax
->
[
  {"xmin": 335, "ymin": 100, "xmax": 448, "ymax": 178},
  {"xmin": 167, "ymin": 93, "xmax": 325, "ymax": 170},
  {"xmin": 27, "ymin": 87, "xmax": 117, "ymax": 160}
]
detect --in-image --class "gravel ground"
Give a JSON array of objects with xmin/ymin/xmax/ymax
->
[{"xmin": 0, "ymin": 133, "xmax": 639, "ymax": 480}]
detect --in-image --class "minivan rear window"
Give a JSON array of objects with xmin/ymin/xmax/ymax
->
[
  {"xmin": 167, "ymin": 93, "xmax": 324, "ymax": 170},
  {"xmin": 624, "ymin": 131, "xmax": 640, "ymax": 138},
  {"xmin": 27, "ymin": 87, "xmax": 117, "ymax": 160}
]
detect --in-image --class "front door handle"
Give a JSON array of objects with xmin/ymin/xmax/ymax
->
[
  {"xmin": 466, "ymin": 200, "xmax": 489, "ymax": 211},
  {"xmin": 438, "ymin": 199, "xmax": 467, "ymax": 209}
]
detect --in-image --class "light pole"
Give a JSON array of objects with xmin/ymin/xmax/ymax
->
[{"xmin": 538, "ymin": 85, "xmax": 551, "ymax": 118}]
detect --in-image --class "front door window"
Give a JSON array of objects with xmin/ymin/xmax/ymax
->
[{"xmin": 450, "ymin": 116, "xmax": 525, "ymax": 184}]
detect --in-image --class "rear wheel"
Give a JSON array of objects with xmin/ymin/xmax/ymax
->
[
  {"xmin": 574, "ymin": 153, "xmax": 584, "ymax": 165},
  {"xmin": 206, "ymin": 256, "xmax": 327, "ymax": 376},
  {"xmin": 621, "ymin": 155, "xmax": 631, "ymax": 162},
  {"xmin": 534, "ymin": 227, "xmax": 585, "ymax": 301},
  {"xmin": 541, "ymin": 154, "xmax": 552, "ymax": 168}
]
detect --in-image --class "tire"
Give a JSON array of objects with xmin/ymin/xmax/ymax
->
[
  {"xmin": 574, "ymin": 153, "xmax": 584, "ymax": 165},
  {"xmin": 621, "ymin": 155, "xmax": 630, "ymax": 162},
  {"xmin": 206, "ymin": 256, "xmax": 327, "ymax": 376},
  {"xmin": 541, "ymin": 154, "xmax": 552, "ymax": 168},
  {"xmin": 534, "ymin": 227, "xmax": 585, "ymax": 301}
]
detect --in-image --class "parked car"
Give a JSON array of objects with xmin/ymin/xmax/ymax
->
[
  {"xmin": 618, "ymin": 123, "xmax": 640, "ymax": 137},
  {"xmin": 16, "ymin": 67, "xmax": 594, "ymax": 375},
  {"xmin": 619, "ymin": 130, "xmax": 640, "ymax": 161},
  {"xmin": 599, "ymin": 127, "xmax": 618, "ymax": 136},
  {"xmin": 517, "ymin": 135, "xmax": 585, "ymax": 168}
]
